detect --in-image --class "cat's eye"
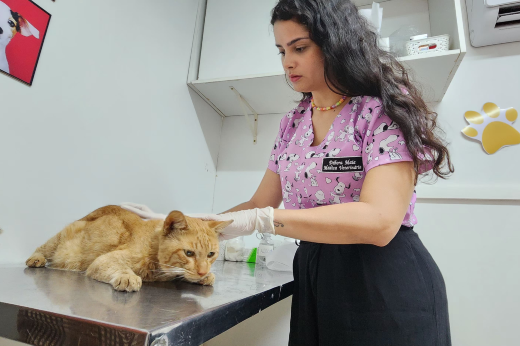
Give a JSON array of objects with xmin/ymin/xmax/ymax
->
[
  {"xmin": 8, "ymin": 20, "xmax": 15, "ymax": 28},
  {"xmin": 185, "ymin": 250, "xmax": 195, "ymax": 257},
  {"xmin": 208, "ymin": 252, "xmax": 215, "ymax": 258}
]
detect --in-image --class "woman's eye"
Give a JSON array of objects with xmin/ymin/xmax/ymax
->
[
  {"xmin": 208, "ymin": 252, "xmax": 215, "ymax": 258},
  {"xmin": 8, "ymin": 20, "xmax": 15, "ymax": 28},
  {"xmin": 278, "ymin": 47, "xmax": 305, "ymax": 56},
  {"xmin": 185, "ymin": 250, "xmax": 195, "ymax": 257}
]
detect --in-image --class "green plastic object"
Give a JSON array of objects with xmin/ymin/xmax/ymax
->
[{"xmin": 246, "ymin": 248, "xmax": 257, "ymax": 263}]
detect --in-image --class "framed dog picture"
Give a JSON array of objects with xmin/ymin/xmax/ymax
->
[{"xmin": 0, "ymin": 0, "xmax": 50, "ymax": 85}]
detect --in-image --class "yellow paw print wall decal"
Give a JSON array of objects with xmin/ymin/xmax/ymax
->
[{"xmin": 462, "ymin": 102, "xmax": 520, "ymax": 154}]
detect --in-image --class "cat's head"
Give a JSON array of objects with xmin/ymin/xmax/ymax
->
[{"xmin": 156, "ymin": 211, "xmax": 232, "ymax": 283}]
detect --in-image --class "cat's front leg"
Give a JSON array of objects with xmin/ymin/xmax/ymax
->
[
  {"xmin": 86, "ymin": 250, "xmax": 142, "ymax": 292},
  {"xmin": 110, "ymin": 273, "xmax": 142, "ymax": 292},
  {"xmin": 197, "ymin": 272, "xmax": 215, "ymax": 286}
]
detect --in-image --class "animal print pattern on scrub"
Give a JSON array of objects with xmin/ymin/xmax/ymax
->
[{"xmin": 268, "ymin": 95, "xmax": 435, "ymax": 227}]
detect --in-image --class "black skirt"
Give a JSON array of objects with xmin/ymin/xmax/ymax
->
[{"xmin": 289, "ymin": 225, "xmax": 451, "ymax": 346}]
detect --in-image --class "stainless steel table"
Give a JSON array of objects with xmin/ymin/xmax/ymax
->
[{"xmin": 0, "ymin": 261, "xmax": 294, "ymax": 346}]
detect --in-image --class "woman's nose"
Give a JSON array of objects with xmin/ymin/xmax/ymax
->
[{"xmin": 282, "ymin": 56, "xmax": 295, "ymax": 71}]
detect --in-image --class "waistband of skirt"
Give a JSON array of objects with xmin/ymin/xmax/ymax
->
[{"xmin": 298, "ymin": 224, "xmax": 413, "ymax": 246}]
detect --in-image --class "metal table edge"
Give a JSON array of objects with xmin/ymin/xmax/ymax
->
[
  {"xmin": 148, "ymin": 280, "xmax": 294, "ymax": 346},
  {"xmin": 0, "ymin": 301, "xmax": 150, "ymax": 345}
]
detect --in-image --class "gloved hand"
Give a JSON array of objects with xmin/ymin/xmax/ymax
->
[
  {"xmin": 120, "ymin": 202, "xmax": 229, "ymax": 222},
  {"xmin": 202, "ymin": 207, "xmax": 276, "ymax": 241},
  {"xmin": 120, "ymin": 202, "xmax": 167, "ymax": 220},
  {"xmin": 120, "ymin": 203, "xmax": 275, "ymax": 241}
]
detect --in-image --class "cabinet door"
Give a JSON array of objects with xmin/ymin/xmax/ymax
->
[{"xmin": 199, "ymin": 0, "xmax": 282, "ymax": 80}]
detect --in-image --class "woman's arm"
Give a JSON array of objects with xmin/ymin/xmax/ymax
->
[
  {"xmin": 272, "ymin": 161, "xmax": 416, "ymax": 247},
  {"xmin": 219, "ymin": 169, "xmax": 283, "ymax": 214}
]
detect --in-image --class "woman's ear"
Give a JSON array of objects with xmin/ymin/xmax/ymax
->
[
  {"xmin": 207, "ymin": 220, "xmax": 234, "ymax": 233},
  {"xmin": 163, "ymin": 211, "xmax": 188, "ymax": 236}
]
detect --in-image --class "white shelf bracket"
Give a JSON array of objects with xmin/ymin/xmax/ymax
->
[{"xmin": 230, "ymin": 86, "xmax": 258, "ymax": 144}]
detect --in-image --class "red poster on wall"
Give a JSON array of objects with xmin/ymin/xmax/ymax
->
[{"xmin": 0, "ymin": 0, "xmax": 50, "ymax": 85}]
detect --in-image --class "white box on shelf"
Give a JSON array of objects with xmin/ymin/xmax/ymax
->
[{"xmin": 405, "ymin": 34, "xmax": 450, "ymax": 56}]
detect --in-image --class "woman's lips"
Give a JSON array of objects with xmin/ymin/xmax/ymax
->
[{"xmin": 290, "ymin": 75, "xmax": 301, "ymax": 82}]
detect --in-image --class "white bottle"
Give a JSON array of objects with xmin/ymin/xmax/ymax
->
[{"xmin": 256, "ymin": 233, "xmax": 274, "ymax": 265}]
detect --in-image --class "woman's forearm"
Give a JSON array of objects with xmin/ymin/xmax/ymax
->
[
  {"xmin": 272, "ymin": 202, "xmax": 391, "ymax": 246},
  {"xmin": 219, "ymin": 200, "xmax": 258, "ymax": 214}
]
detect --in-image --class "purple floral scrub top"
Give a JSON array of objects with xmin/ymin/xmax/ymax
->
[{"xmin": 267, "ymin": 95, "xmax": 434, "ymax": 227}]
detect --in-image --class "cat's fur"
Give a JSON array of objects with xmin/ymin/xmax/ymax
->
[{"xmin": 25, "ymin": 205, "xmax": 232, "ymax": 292}]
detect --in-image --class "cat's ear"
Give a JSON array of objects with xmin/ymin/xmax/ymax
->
[
  {"xmin": 163, "ymin": 211, "xmax": 188, "ymax": 236},
  {"xmin": 207, "ymin": 220, "xmax": 234, "ymax": 233}
]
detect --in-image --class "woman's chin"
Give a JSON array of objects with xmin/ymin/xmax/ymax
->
[{"xmin": 292, "ymin": 84, "xmax": 310, "ymax": 93}]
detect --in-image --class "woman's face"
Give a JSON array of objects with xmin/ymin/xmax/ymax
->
[{"xmin": 273, "ymin": 19, "xmax": 325, "ymax": 93}]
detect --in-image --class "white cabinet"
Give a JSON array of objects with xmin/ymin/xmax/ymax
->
[{"xmin": 188, "ymin": 0, "xmax": 467, "ymax": 120}]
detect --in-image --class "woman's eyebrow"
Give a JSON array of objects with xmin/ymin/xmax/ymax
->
[{"xmin": 275, "ymin": 37, "xmax": 310, "ymax": 48}]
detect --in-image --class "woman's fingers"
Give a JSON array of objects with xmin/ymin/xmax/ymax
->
[
  {"xmin": 120, "ymin": 202, "xmax": 153, "ymax": 213},
  {"xmin": 121, "ymin": 205, "xmax": 152, "ymax": 219}
]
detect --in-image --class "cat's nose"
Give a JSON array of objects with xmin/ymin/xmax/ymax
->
[
  {"xmin": 0, "ymin": 27, "xmax": 3, "ymax": 35},
  {"xmin": 198, "ymin": 271, "xmax": 208, "ymax": 276}
]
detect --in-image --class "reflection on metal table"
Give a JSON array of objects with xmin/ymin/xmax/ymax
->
[{"xmin": 0, "ymin": 261, "xmax": 294, "ymax": 346}]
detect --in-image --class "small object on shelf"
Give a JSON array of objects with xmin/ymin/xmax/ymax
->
[
  {"xmin": 378, "ymin": 37, "xmax": 390, "ymax": 52},
  {"xmin": 405, "ymin": 34, "xmax": 450, "ymax": 56},
  {"xmin": 410, "ymin": 34, "xmax": 428, "ymax": 41},
  {"xmin": 359, "ymin": 2, "xmax": 383, "ymax": 34}
]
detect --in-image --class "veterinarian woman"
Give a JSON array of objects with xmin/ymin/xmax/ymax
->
[{"xmin": 123, "ymin": 0, "xmax": 454, "ymax": 344}]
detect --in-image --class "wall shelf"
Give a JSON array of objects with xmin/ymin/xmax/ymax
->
[
  {"xmin": 187, "ymin": 0, "xmax": 467, "ymax": 117},
  {"xmin": 189, "ymin": 47, "xmax": 464, "ymax": 117}
]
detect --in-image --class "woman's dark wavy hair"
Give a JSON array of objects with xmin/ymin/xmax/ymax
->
[{"xmin": 270, "ymin": 0, "xmax": 454, "ymax": 185}]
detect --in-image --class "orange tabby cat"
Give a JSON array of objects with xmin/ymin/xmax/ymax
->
[{"xmin": 25, "ymin": 205, "xmax": 232, "ymax": 292}]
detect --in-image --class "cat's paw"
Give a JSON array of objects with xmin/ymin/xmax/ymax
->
[
  {"xmin": 110, "ymin": 273, "xmax": 142, "ymax": 292},
  {"xmin": 26, "ymin": 253, "xmax": 47, "ymax": 268},
  {"xmin": 462, "ymin": 102, "xmax": 520, "ymax": 154},
  {"xmin": 198, "ymin": 273, "xmax": 215, "ymax": 286}
]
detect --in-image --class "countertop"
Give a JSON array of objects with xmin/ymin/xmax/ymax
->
[{"xmin": 0, "ymin": 261, "xmax": 294, "ymax": 346}]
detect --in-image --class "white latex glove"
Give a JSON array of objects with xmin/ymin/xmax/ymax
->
[
  {"xmin": 120, "ymin": 202, "xmax": 167, "ymax": 220},
  {"xmin": 120, "ymin": 202, "xmax": 226, "ymax": 222},
  {"xmin": 120, "ymin": 203, "xmax": 275, "ymax": 241},
  {"xmin": 203, "ymin": 207, "xmax": 276, "ymax": 241}
]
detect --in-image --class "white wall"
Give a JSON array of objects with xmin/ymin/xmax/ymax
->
[
  {"xmin": 0, "ymin": 0, "xmax": 223, "ymax": 264},
  {"xmin": 210, "ymin": 0, "xmax": 520, "ymax": 345},
  {"xmin": 1, "ymin": 0, "xmax": 518, "ymax": 345}
]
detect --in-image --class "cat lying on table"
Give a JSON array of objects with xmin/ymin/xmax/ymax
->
[{"xmin": 25, "ymin": 205, "xmax": 232, "ymax": 292}]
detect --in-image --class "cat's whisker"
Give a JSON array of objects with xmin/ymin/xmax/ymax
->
[
  {"xmin": 155, "ymin": 272, "xmax": 185, "ymax": 281},
  {"xmin": 151, "ymin": 261, "xmax": 185, "ymax": 270},
  {"xmin": 153, "ymin": 268, "xmax": 186, "ymax": 277},
  {"xmin": 150, "ymin": 269, "xmax": 185, "ymax": 273}
]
